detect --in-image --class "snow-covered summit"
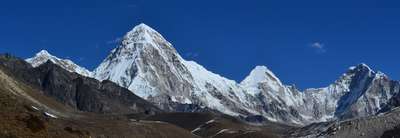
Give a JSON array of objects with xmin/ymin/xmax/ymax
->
[
  {"xmin": 37, "ymin": 49, "xmax": 51, "ymax": 56},
  {"xmin": 26, "ymin": 50, "xmax": 52, "ymax": 67},
  {"xmin": 132, "ymin": 23, "xmax": 157, "ymax": 32},
  {"xmin": 241, "ymin": 66, "xmax": 283, "ymax": 92},
  {"xmin": 348, "ymin": 63, "xmax": 374, "ymax": 73},
  {"xmin": 26, "ymin": 50, "xmax": 92, "ymax": 77},
  {"xmin": 121, "ymin": 23, "xmax": 171, "ymax": 48},
  {"xmin": 93, "ymin": 23, "xmax": 258, "ymax": 116}
]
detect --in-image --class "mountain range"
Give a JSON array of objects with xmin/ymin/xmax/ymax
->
[{"xmin": 25, "ymin": 23, "xmax": 400, "ymax": 127}]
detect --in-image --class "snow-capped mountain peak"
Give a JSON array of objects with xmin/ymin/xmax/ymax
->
[
  {"xmin": 36, "ymin": 50, "xmax": 51, "ymax": 57},
  {"xmin": 93, "ymin": 23, "xmax": 258, "ymax": 116},
  {"xmin": 350, "ymin": 63, "xmax": 389, "ymax": 79},
  {"xmin": 121, "ymin": 23, "xmax": 171, "ymax": 48},
  {"xmin": 348, "ymin": 63, "xmax": 374, "ymax": 73},
  {"xmin": 242, "ymin": 66, "xmax": 282, "ymax": 85},
  {"xmin": 241, "ymin": 66, "xmax": 283, "ymax": 93},
  {"xmin": 333, "ymin": 63, "xmax": 376, "ymax": 88},
  {"xmin": 94, "ymin": 23, "xmax": 193, "ymax": 101},
  {"xmin": 27, "ymin": 50, "xmax": 53, "ymax": 67},
  {"xmin": 132, "ymin": 23, "xmax": 156, "ymax": 32},
  {"xmin": 26, "ymin": 50, "xmax": 92, "ymax": 77}
]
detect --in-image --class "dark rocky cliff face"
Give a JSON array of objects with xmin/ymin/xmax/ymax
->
[
  {"xmin": 0, "ymin": 54, "xmax": 161, "ymax": 115},
  {"xmin": 0, "ymin": 54, "xmax": 41, "ymax": 86},
  {"xmin": 35, "ymin": 61, "xmax": 161, "ymax": 114}
]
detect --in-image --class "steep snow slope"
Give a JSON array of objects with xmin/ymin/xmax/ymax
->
[
  {"xmin": 240, "ymin": 66, "xmax": 308, "ymax": 124},
  {"xmin": 298, "ymin": 64, "xmax": 398, "ymax": 122},
  {"xmin": 240, "ymin": 63, "xmax": 400, "ymax": 124},
  {"xmin": 241, "ymin": 66, "xmax": 284, "ymax": 95},
  {"xmin": 93, "ymin": 23, "xmax": 195, "ymax": 105},
  {"xmin": 182, "ymin": 61, "xmax": 259, "ymax": 115},
  {"xmin": 26, "ymin": 50, "xmax": 93, "ymax": 77},
  {"xmin": 93, "ymin": 23, "xmax": 258, "ymax": 116}
]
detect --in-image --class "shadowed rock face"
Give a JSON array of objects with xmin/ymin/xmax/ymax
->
[
  {"xmin": 0, "ymin": 58, "xmax": 198, "ymax": 138},
  {"xmin": 35, "ymin": 61, "xmax": 161, "ymax": 114},
  {"xmin": 382, "ymin": 124, "xmax": 400, "ymax": 138},
  {"xmin": 0, "ymin": 54, "xmax": 161, "ymax": 115},
  {"xmin": 379, "ymin": 83, "xmax": 400, "ymax": 113},
  {"xmin": 0, "ymin": 54, "xmax": 41, "ymax": 86}
]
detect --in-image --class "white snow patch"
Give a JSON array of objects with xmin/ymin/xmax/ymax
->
[
  {"xmin": 214, "ymin": 129, "xmax": 231, "ymax": 136},
  {"xmin": 44, "ymin": 112, "xmax": 58, "ymax": 118},
  {"xmin": 206, "ymin": 119, "xmax": 215, "ymax": 124},
  {"xmin": 31, "ymin": 106, "xmax": 39, "ymax": 111},
  {"xmin": 26, "ymin": 50, "xmax": 93, "ymax": 77},
  {"xmin": 191, "ymin": 127, "xmax": 201, "ymax": 133}
]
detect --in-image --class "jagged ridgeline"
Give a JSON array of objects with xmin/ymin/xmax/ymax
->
[
  {"xmin": 2, "ymin": 54, "xmax": 161, "ymax": 114},
  {"xmin": 0, "ymin": 54, "xmax": 199, "ymax": 138},
  {"xmin": 26, "ymin": 23, "xmax": 400, "ymax": 126}
]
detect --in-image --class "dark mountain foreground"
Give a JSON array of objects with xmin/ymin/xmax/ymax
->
[{"xmin": 0, "ymin": 54, "xmax": 198, "ymax": 138}]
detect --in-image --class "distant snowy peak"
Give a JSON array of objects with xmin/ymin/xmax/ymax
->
[
  {"xmin": 241, "ymin": 66, "xmax": 283, "ymax": 93},
  {"xmin": 26, "ymin": 50, "xmax": 92, "ymax": 77},
  {"xmin": 121, "ymin": 23, "xmax": 172, "ymax": 49},
  {"xmin": 347, "ymin": 63, "xmax": 375, "ymax": 74},
  {"xmin": 26, "ymin": 50, "xmax": 53, "ymax": 67},
  {"xmin": 333, "ymin": 63, "xmax": 383, "ymax": 87},
  {"xmin": 242, "ymin": 66, "xmax": 282, "ymax": 85},
  {"xmin": 331, "ymin": 63, "xmax": 375, "ymax": 84}
]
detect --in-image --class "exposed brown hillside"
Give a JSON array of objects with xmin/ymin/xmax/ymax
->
[{"xmin": 0, "ymin": 66, "xmax": 197, "ymax": 138}]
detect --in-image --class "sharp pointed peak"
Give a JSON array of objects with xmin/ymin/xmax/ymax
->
[
  {"xmin": 27, "ymin": 50, "xmax": 60, "ymax": 67},
  {"xmin": 348, "ymin": 63, "xmax": 374, "ymax": 73},
  {"xmin": 121, "ymin": 23, "xmax": 163, "ymax": 42},
  {"xmin": 357, "ymin": 63, "xmax": 372, "ymax": 69},
  {"xmin": 241, "ymin": 65, "xmax": 282, "ymax": 85},
  {"xmin": 250, "ymin": 65, "xmax": 275, "ymax": 75},
  {"xmin": 116, "ymin": 23, "xmax": 170, "ymax": 50},
  {"xmin": 136, "ymin": 23, "xmax": 151, "ymax": 28},
  {"xmin": 252, "ymin": 65, "xmax": 269, "ymax": 71},
  {"xmin": 249, "ymin": 66, "xmax": 275, "ymax": 75},
  {"xmin": 129, "ymin": 23, "xmax": 157, "ymax": 33},
  {"xmin": 36, "ymin": 50, "xmax": 52, "ymax": 56},
  {"xmin": 340, "ymin": 63, "xmax": 386, "ymax": 81}
]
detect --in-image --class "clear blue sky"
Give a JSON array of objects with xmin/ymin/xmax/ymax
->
[{"xmin": 1, "ymin": 0, "xmax": 399, "ymax": 89}]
